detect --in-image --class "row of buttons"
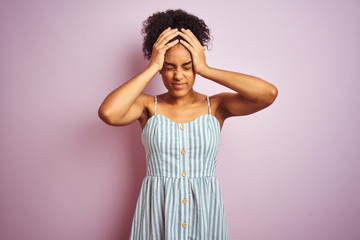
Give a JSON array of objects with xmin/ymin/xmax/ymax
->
[
  {"xmin": 182, "ymin": 148, "xmax": 187, "ymax": 177},
  {"xmin": 182, "ymin": 195, "xmax": 188, "ymax": 228},
  {"xmin": 181, "ymin": 124, "xmax": 187, "ymax": 228}
]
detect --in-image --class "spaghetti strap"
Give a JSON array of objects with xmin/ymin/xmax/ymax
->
[
  {"xmin": 154, "ymin": 96, "xmax": 157, "ymax": 115},
  {"xmin": 207, "ymin": 95, "xmax": 211, "ymax": 115}
]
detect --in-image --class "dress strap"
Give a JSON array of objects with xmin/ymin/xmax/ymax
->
[
  {"xmin": 154, "ymin": 95, "xmax": 157, "ymax": 115},
  {"xmin": 207, "ymin": 95, "xmax": 212, "ymax": 115}
]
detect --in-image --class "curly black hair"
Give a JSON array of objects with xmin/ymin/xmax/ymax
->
[{"xmin": 141, "ymin": 9, "xmax": 212, "ymax": 60}]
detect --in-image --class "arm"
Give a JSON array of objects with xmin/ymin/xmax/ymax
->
[
  {"xmin": 98, "ymin": 65, "xmax": 158, "ymax": 126},
  {"xmin": 98, "ymin": 28, "xmax": 180, "ymax": 126},
  {"xmin": 199, "ymin": 67, "xmax": 278, "ymax": 117},
  {"xmin": 179, "ymin": 29, "xmax": 278, "ymax": 119}
]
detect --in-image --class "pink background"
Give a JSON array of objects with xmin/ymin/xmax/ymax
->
[{"xmin": 1, "ymin": 0, "xmax": 360, "ymax": 239}]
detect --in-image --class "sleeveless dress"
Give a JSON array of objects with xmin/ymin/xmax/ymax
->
[{"xmin": 129, "ymin": 95, "xmax": 230, "ymax": 240}]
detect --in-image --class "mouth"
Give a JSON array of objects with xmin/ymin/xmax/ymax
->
[{"xmin": 171, "ymin": 83, "xmax": 187, "ymax": 89}]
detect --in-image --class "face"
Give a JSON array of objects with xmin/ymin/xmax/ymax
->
[{"xmin": 160, "ymin": 43, "xmax": 195, "ymax": 97}]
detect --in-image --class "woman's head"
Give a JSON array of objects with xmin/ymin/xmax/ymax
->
[
  {"xmin": 141, "ymin": 9, "xmax": 212, "ymax": 60},
  {"xmin": 160, "ymin": 42, "xmax": 195, "ymax": 97}
]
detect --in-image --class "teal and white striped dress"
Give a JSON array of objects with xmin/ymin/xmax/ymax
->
[{"xmin": 130, "ymin": 95, "xmax": 230, "ymax": 239}]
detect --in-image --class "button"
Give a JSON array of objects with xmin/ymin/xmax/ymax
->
[
  {"xmin": 180, "ymin": 125, "xmax": 185, "ymax": 130},
  {"xmin": 182, "ymin": 198, "xmax": 187, "ymax": 204},
  {"xmin": 182, "ymin": 172, "xmax": 187, "ymax": 177},
  {"xmin": 182, "ymin": 222, "xmax": 187, "ymax": 228},
  {"xmin": 181, "ymin": 150, "xmax": 186, "ymax": 155}
]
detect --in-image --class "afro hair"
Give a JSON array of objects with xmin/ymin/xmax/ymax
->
[{"xmin": 141, "ymin": 9, "xmax": 212, "ymax": 60}]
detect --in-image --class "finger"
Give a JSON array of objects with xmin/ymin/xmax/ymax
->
[
  {"xmin": 155, "ymin": 29, "xmax": 178, "ymax": 47},
  {"xmin": 179, "ymin": 39, "xmax": 195, "ymax": 55},
  {"xmin": 179, "ymin": 30, "xmax": 197, "ymax": 49},
  {"xmin": 154, "ymin": 28, "xmax": 172, "ymax": 45},
  {"xmin": 185, "ymin": 30, "xmax": 203, "ymax": 49},
  {"xmin": 156, "ymin": 30, "xmax": 180, "ymax": 48},
  {"xmin": 182, "ymin": 29, "xmax": 197, "ymax": 39},
  {"xmin": 180, "ymin": 29, "xmax": 203, "ymax": 49},
  {"xmin": 182, "ymin": 29, "xmax": 200, "ymax": 43},
  {"xmin": 163, "ymin": 39, "xmax": 179, "ymax": 51},
  {"xmin": 157, "ymin": 28, "xmax": 176, "ymax": 41},
  {"xmin": 157, "ymin": 27, "xmax": 171, "ymax": 39},
  {"xmin": 154, "ymin": 30, "xmax": 178, "ymax": 49}
]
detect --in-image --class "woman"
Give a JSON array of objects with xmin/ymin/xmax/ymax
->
[{"xmin": 98, "ymin": 9, "xmax": 277, "ymax": 240}]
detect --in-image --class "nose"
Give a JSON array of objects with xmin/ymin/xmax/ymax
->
[{"xmin": 173, "ymin": 69, "xmax": 184, "ymax": 81}]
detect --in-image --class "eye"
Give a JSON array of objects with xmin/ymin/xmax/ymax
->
[
  {"xmin": 183, "ymin": 67, "xmax": 192, "ymax": 71},
  {"xmin": 165, "ymin": 67, "xmax": 175, "ymax": 71}
]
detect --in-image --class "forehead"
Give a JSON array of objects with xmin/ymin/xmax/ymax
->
[{"xmin": 164, "ymin": 44, "xmax": 192, "ymax": 63}]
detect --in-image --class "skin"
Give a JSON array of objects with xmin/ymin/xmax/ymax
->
[{"xmin": 98, "ymin": 27, "xmax": 278, "ymax": 131}]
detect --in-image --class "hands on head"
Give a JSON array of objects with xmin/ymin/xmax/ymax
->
[{"xmin": 148, "ymin": 28, "xmax": 208, "ymax": 76}]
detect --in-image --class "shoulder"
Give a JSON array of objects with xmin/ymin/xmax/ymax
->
[
  {"xmin": 139, "ymin": 92, "xmax": 154, "ymax": 100},
  {"xmin": 208, "ymin": 92, "xmax": 230, "ymax": 102},
  {"xmin": 137, "ymin": 93, "xmax": 157, "ymax": 111},
  {"xmin": 137, "ymin": 93, "xmax": 157, "ymax": 129},
  {"xmin": 137, "ymin": 93, "xmax": 155, "ymax": 106},
  {"xmin": 208, "ymin": 92, "xmax": 232, "ymax": 109},
  {"xmin": 208, "ymin": 92, "xmax": 236, "ymax": 123}
]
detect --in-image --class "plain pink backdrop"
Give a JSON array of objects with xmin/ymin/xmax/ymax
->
[{"xmin": 1, "ymin": 0, "xmax": 360, "ymax": 239}]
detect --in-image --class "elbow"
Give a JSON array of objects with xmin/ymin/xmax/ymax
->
[
  {"xmin": 263, "ymin": 84, "xmax": 278, "ymax": 106},
  {"xmin": 270, "ymin": 85, "xmax": 278, "ymax": 102},
  {"xmin": 98, "ymin": 107, "xmax": 116, "ymax": 125},
  {"xmin": 98, "ymin": 107, "xmax": 127, "ymax": 126},
  {"xmin": 98, "ymin": 107, "xmax": 109, "ymax": 123}
]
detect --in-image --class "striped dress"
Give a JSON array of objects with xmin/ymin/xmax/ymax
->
[{"xmin": 129, "ymin": 95, "xmax": 230, "ymax": 240}]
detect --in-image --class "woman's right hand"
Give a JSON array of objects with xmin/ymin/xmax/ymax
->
[{"xmin": 148, "ymin": 28, "xmax": 180, "ymax": 71}]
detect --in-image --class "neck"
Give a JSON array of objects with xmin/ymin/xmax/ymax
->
[{"xmin": 164, "ymin": 90, "xmax": 198, "ymax": 106}]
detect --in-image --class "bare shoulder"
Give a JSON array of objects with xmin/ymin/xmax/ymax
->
[
  {"xmin": 208, "ymin": 92, "xmax": 232, "ymax": 129},
  {"xmin": 208, "ymin": 92, "xmax": 230, "ymax": 103},
  {"xmin": 208, "ymin": 92, "xmax": 233, "ymax": 110},
  {"xmin": 209, "ymin": 91, "xmax": 251, "ymax": 124},
  {"xmin": 138, "ymin": 93, "xmax": 156, "ymax": 129},
  {"xmin": 139, "ymin": 92, "xmax": 155, "ymax": 103}
]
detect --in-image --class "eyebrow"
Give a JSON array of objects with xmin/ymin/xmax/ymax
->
[{"xmin": 164, "ymin": 61, "xmax": 193, "ymax": 67}]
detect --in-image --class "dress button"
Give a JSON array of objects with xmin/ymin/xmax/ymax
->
[
  {"xmin": 182, "ymin": 172, "xmax": 187, "ymax": 177},
  {"xmin": 182, "ymin": 222, "xmax": 187, "ymax": 228},
  {"xmin": 181, "ymin": 150, "xmax": 186, "ymax": 155},
  {"xmin": 182, "ymin": 198, "xmax": 187, "ymax": 204},
  {"xmin": 180, "ymin": 125, "xmax": 185, "ymax": 130}
]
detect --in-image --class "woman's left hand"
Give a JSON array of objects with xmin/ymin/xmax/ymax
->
[{"xmin": 179, "ymin": 28, "xmax": 209, "ymax": 76}]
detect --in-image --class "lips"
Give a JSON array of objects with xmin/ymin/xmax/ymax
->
[{"xmin": 172, "ymin": 83, "xmax": 187, "ymax": 89}]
